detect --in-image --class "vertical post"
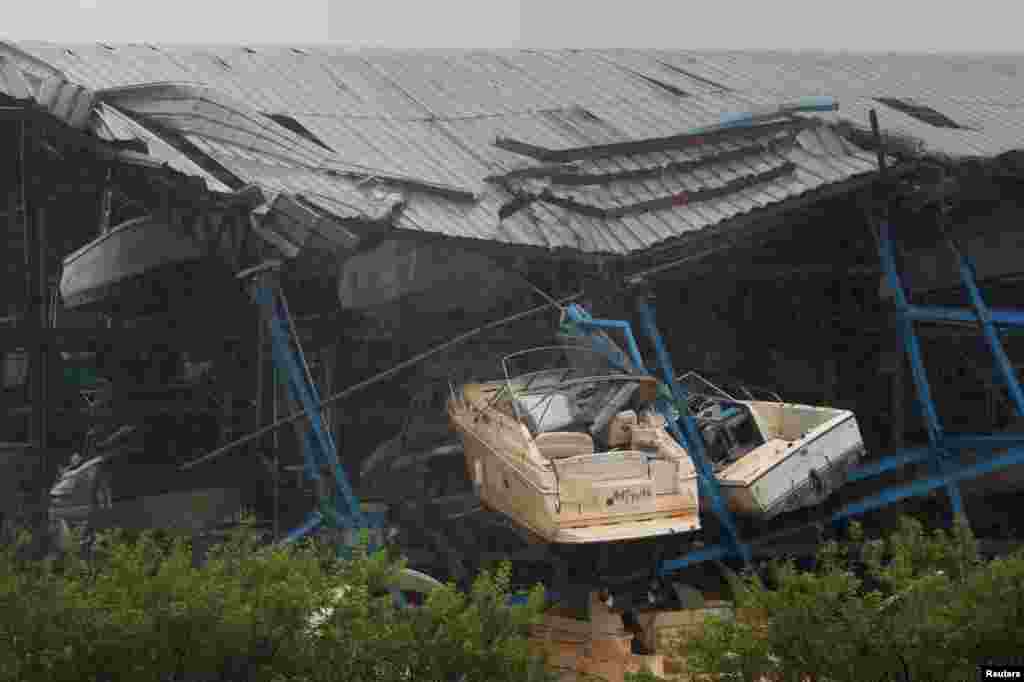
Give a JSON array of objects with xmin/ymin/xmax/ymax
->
[
  {"xmin": 247, "ymin": 264, "xmax": 364, "ymax": 532},
  {"xmin": 636, "ymin": 298, "xmax": 751, "ymax": 567},
  {"xmin": 868, "ymin": 109, "xmax": 964, "ymax": 520},
  {"xmin": 255, "ymin": 300, "xmax": 279, "ymax": 540}
]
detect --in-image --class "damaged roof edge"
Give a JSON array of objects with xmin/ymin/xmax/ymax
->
[{"xmin": 97, "ymin": 82, "xmax": 484, "ymax": 201}]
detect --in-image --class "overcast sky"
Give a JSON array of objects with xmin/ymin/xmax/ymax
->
[{"xmin": 2, "ymin": 0, "xmax": 1021, "ymax": 52}]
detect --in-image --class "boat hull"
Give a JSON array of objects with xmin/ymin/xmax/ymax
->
[
  {"xmin": 716, "ymin": 404, "xmax": 865, "ymax": 520},
  {"xmin": 60, "ymin": 216, "xmax": 229, "ymax": 314}
]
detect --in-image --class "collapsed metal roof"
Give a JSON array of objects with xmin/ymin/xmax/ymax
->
[{"xmin": 13, "ymin": 43, "xmax": 986, "ymax": 258}]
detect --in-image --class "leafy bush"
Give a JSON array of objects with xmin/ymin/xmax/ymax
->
[
  {"xmin": 672, "ymin": 516, "xmax": 1024, "ymax": 682},
  {"xmin": 0, "ymin": 522, "xmax": 555, "ymax": 682}
]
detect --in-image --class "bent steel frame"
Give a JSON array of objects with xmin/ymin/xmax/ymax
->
[{"xmin": 245, "ymin": 266, "xmax": 385, "ymax": 549}]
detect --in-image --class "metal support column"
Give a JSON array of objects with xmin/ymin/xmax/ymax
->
[
  {"xmin": 869, "ymin": 109, "xmax": 964, "ymax": 519},
  {"xmin": 240, "ymin": 263, "xmax": 384, "ymax": 551},
  {"xmin": 866, "ymin": 108, "xmax": 1024, "ymax": 523},
  {"xmin": 875, "ymin": 217, "xmax": 965, "ymax": 517},
  {"xmin": 635, "ymin": 299, "xmax": 750, "ymax": 567}
]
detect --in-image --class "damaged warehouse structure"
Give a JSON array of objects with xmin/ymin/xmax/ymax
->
[{"xmin": 3, "ymin": 42, "xmax": 1024, "ymax": 604}]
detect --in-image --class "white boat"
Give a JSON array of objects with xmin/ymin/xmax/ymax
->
[
  {"xmin": 59, "ymin": 216, "xmax": 208, "ymax": 311},
  {"xmin": 58, "ymin": 212, "xmax": 257, "ymax": 315},
  {"xmin": 447, "ymin": 347, "xmax": 702, "ymax": 545},
  {"xmin": 693, "ymin": 396, "xmax": 865, "ymax": 519}
]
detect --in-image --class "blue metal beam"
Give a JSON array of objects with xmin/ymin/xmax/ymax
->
[
  {"xmin": 658, "ymin": 544, "xmax": 730, "ymax": 575},
  {"xmin": 563, "ymin": 304, "xmax": 646, "ymax": 372},
  {"xmin": 832, "ymin": 445, "xmax": 1024, "ymax": 522},
  {"xmin": 256, "ymin": 283, "xmax": 365, "ymax": 529},
  {"xmin": 942, "ymin": 434, "xmax": 1024, "ymax": 449},
  {"xmin": 561, "ymin": 302, "xmax": 752, "ymax": 566},
  {"xmin": 280, "ymin": 511, "xmax": 323, "ymax": 545},
  {"xmin": 848, "ymin": 434, "xmax": 1024, "ymax": 485},
  {"xmin": 848, "ymin": 446, "xmax": 934, "ymax": 482},
  {"xmin": 660, "ymin": 442, "xmax": 1024, "ymax": 576},
  {"xmin": 877, "ymin": 223, "xmax": 945, "ymax": 447},
  {"xmin": 905, "ymin": 305, "xmax": 1024, "ymax": 327},
  {"xmin": 876, "ymin": 220, "xmax": 964, "ymax": 517},
  {"xmin": 949, "ymin": 243, "xmax": 1024, "ymax": 417},
  {"xmin": 636, "ymin": 301, "xmax": 751, "ymax": 566}
]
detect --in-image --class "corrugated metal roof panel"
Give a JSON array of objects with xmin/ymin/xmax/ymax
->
[
  {"xmin": 15, "ymin": 42, "xmax": 1024, "ymax": 161},
  {"xmin": 283, "ymin": 114, "xmax": 408, "ymax": 176},
  {"xmin": 6, "ymin": 41, "xmax": 933, "ymax": 256},
  {"xmin": 186, "ymin": 135, "xmax": 400, "ymax": 222},
  {"xmin": 93, "ymin": 104, "xmax": 233, "ymax": 192},
  {"xmin": 683, "ymin": 50, "xmax": 1024, "ymax": 159},
  {"xmin": 0, "ymin": 56, "xmax": 36, "ymax": 101}
]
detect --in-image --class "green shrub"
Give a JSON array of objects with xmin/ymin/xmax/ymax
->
[
  {"xmin": 0, "ymin": 522, "xmax": 555, "ymax": 682},
  {"xmin": 671, "ymin": 516, "xmax": 1024, "ymax": 682}
]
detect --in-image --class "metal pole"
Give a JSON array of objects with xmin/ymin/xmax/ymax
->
[
  {"xmin": 937, "ymin": 210, "xmax": 1024, "ymax": 418},
  {"xmin": 637, "ymin": 299, "xmax": 751, "ymax": 566},
  {"xmin": 869, "ymin": 109, "xmax": 964, "ymax": 519}
]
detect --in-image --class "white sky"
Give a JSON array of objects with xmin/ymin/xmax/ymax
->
[{"xmin": 2, "ymin": 0, "xmax": 1021, "ymax": 52}]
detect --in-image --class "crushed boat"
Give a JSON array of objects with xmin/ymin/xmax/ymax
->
[
  {"xmin": 687, "ymin": 386, "xmax": 865, "ymax": 520},
  {"xmin": 447, "ymin": 346, "xmax": 702, "ymax": 544}
]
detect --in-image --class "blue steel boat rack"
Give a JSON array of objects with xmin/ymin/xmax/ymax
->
[
  {"xmin": 561, "ymin": 129, "xmax": 1024, "ymax": 578},
  {"xmin": 243, "ymin": 264, "xmax": 386, "ymax": 553}
]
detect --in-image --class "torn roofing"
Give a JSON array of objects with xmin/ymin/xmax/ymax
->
[{"xmin": 3, "ymin": 42, "xmax": 886, "ymax": 258}]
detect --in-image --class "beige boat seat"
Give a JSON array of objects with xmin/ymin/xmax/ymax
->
[
  {"xmin": 534, "ymin": 431, "xmax": 595, "ymax": 460},
  {"xmin": 589, "ymin": 382, "xmax": 640, "ymax": 439},
  {"xmin": 607, "ymin": 410, "xmax": 638, "ymax": 448}
]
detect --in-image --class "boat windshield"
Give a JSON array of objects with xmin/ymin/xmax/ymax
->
[
  {"xmin": 676, "ymin": 371, "xmax": 783, "ymax": 415},
  {"xmin": 502, "ymin": 345, "xmax": 627, "ymax": 384},
  {"xmin": 486, "ymin": 346, "xmax": 658, "ymax": 438}
]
